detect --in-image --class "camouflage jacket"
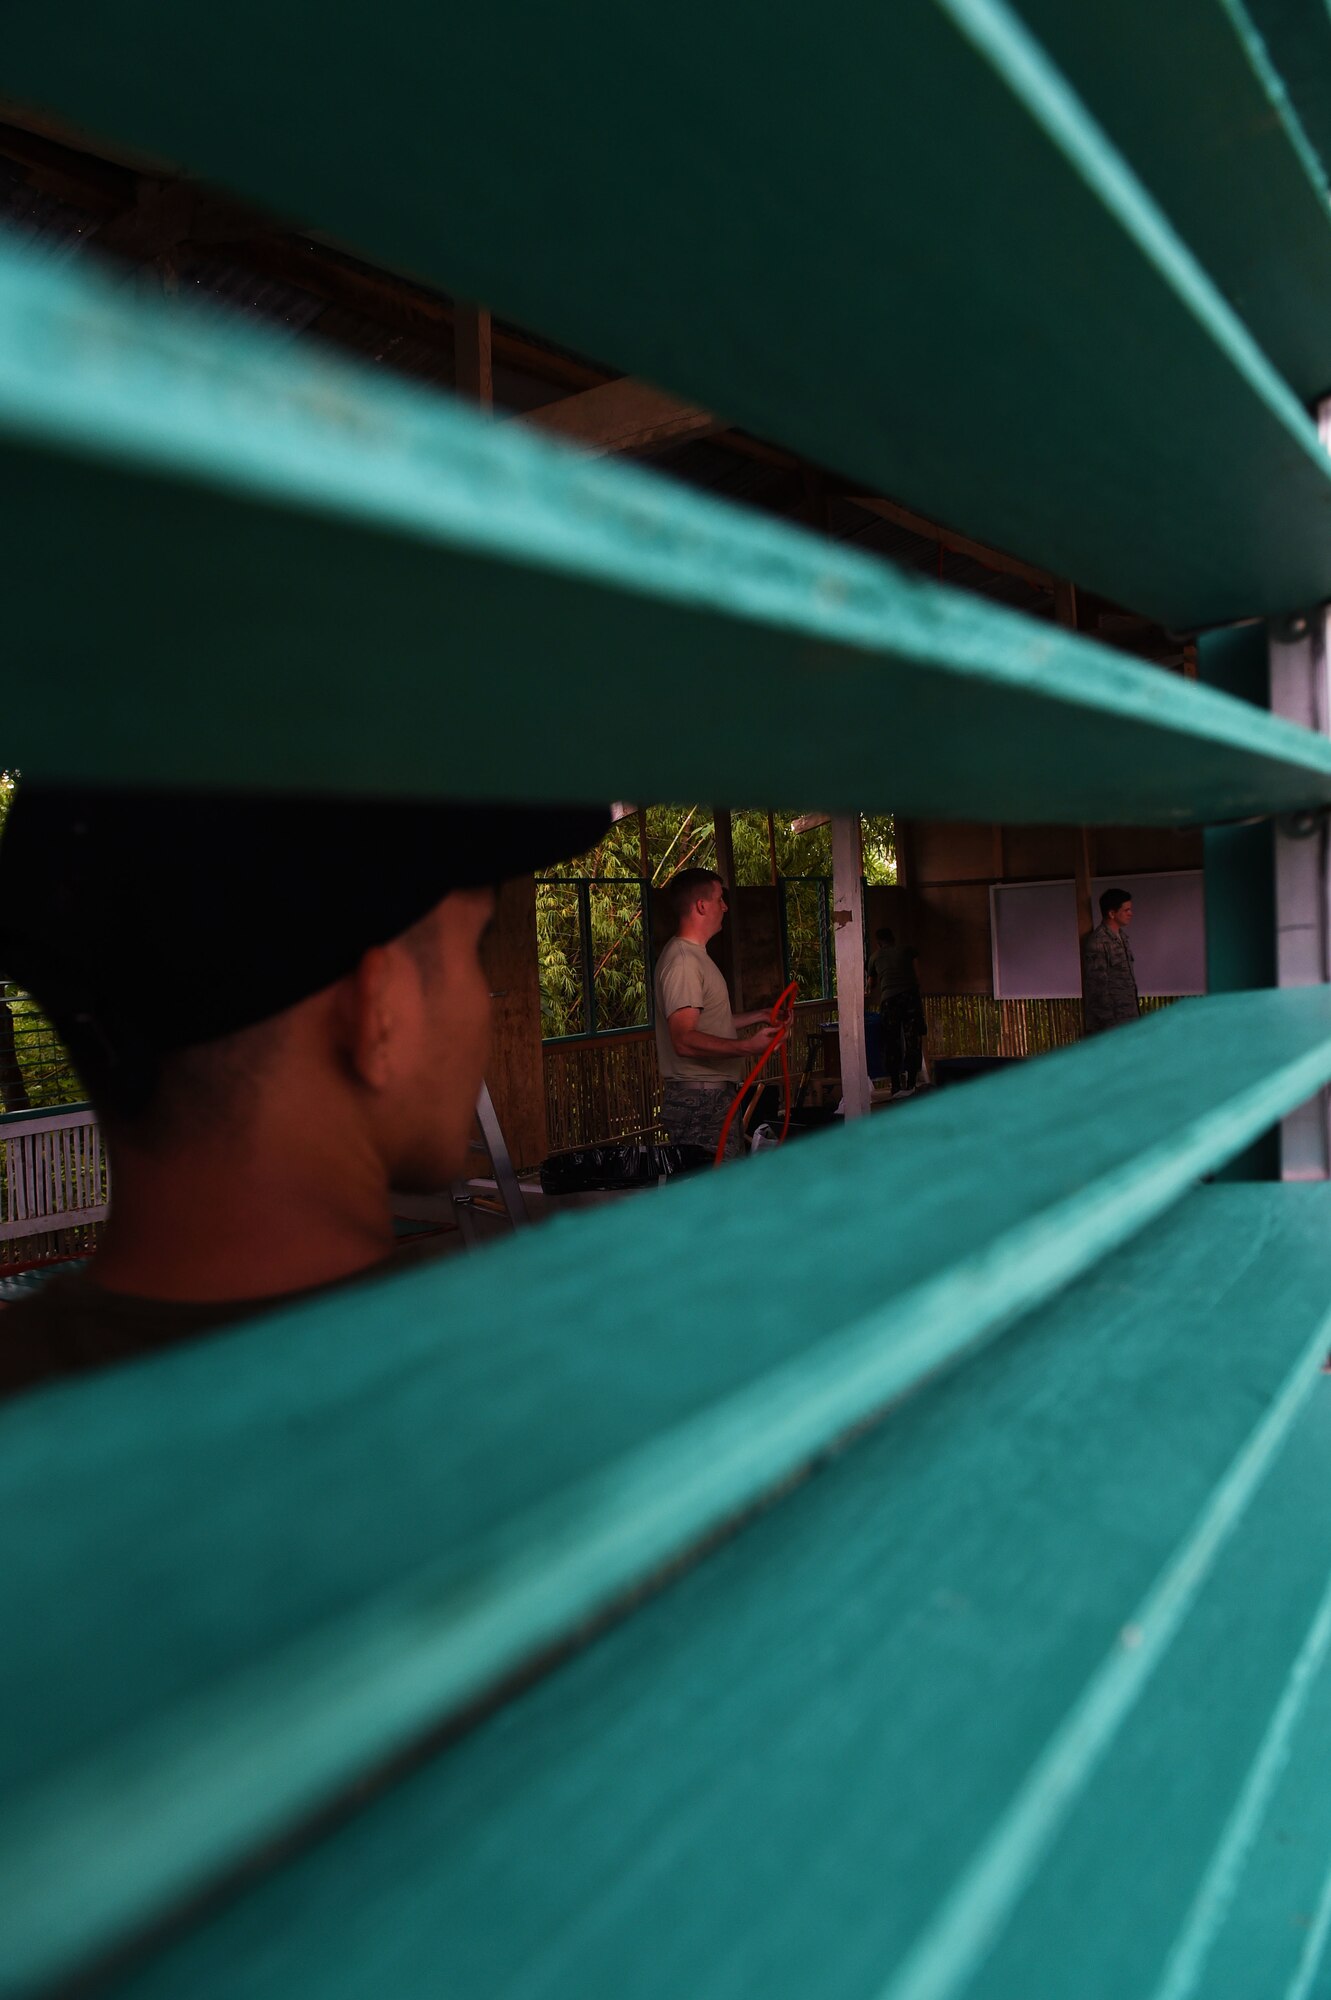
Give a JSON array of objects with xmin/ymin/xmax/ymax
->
[{"xmin": 1081, "ymin": 921, "xmax": 1139, "ymax": 1034}]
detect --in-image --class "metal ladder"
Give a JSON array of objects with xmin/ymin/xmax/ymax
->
[{"xmin": 391, "ymin": 1081, "xmax": 531, "ymax": 1247}]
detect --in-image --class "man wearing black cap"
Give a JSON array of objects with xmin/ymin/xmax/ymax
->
[{"xmin": 0, "ymin": 785, "xmax": 607, "ymax": 1400}]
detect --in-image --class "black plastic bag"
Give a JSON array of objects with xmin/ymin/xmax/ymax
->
[{"xmin": 539, "ymin": 1141, "xmax": 711, "ymax": 1195}]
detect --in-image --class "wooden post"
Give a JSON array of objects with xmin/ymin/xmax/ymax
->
[
  {"xmin": 713, "ymin": 806, "xmax": 743, "ymax": 1009},
  {"xmin": 455, "ymin": 304, "xmax": 493, "ymax": 409},
  {"xmin": 845, "ymin": 493, "xmax": 1055, "ymax": 592},
  {"xmin": 832, "ymin": 813, "xmax": 871, "ymax": 1119},
  {"xmin": 481, "ymin": 875, "xmax": 549, "ymax": 1172},
  {"xmin": 1052, "ymin": 583, "xmax": 1094, "ymax": 965},
  {"xmin": 0, "ymin": 1002, "xmax": 30, "ymax": 1113},
  {"xmin": 801, "ymin": 469, "xmax": 831, "ymax": 534},
  {"xmin": 636, "ymin": 806, "xmax": 650, "ymax": 882},
  {"xmin": 517, "ymin": 377, "xmax": 717, "ymax": 454},
  {"xmin": 1074, "ymin": 827, "xmax": 1096, "ymax": 941},
  {"xmin": 894, "ymin": 817, "xmax": 917, "ymax": 891},
  {"xmin": 766, "ymin": 810, "xmax": 779, "ymax": 886}
]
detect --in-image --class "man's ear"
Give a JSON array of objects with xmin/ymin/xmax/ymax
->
[{"xmin": 341, "ymin": 944, "xmax": 397, "ymax": 1090}]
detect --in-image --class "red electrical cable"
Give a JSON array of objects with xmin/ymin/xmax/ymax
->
[{"xmin": 713, "ymin": 979, "xmax": 799, "ymax": 1166}]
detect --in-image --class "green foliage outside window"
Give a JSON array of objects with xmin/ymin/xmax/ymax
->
[
  {"xmin": 782, "ymin": 879, "xmax": 833, "ymax": 1001},
  {"xmin": 589, "ymin": 881, "xmax": 653, "ymax": 1031},
  {"xmin": 536, "ymin": 882, "xmax": 585, "ymax": 1041},
  {"xmin": 536, "ymin": 876, "xmax": 655, "ymax": 1040}
]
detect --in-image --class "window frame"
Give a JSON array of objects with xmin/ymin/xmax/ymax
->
[{"xmin": 537, "ymin": 874, "xmax": 657, "ymax": 1044}]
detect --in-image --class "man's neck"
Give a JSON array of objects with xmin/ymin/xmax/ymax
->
[
  {"xmin": 91, "ymin": 1118, "xmax": 395, "ymax": 1304},
  {"xmin": 674, "ymin": 918, "xmax": 714, "ymax": 949}
]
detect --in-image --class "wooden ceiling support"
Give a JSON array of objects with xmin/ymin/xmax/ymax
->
[
  {"xmin": 0, "ymin": 110, "xmax": 1166, "ymax": 655},
  {"xmin": 1052, "ymin": 578, "xmax": 1079, "ymax": 630},
  {"xmin": 454, "ymin": 303, "xmax": 493, "ymax": 408},
  {"xmin": 519, "ymin": 376, "xmax": 718, "ymax": 455},
  {"xmin": 846, "ymin": 492, "xmax": 1057, "ymax": 593},
  {"xmin": 1055, "ymin": 581, "xmax": 1096, "ymax": 941},
  {"xmin": 0, "ymin": 115, "xmax": 602, "ymax": 390},
  {"xmin": 93, "ymin": 175, "xmax": 197, "ymax": 262},
  {"xmin": 712, "ymin": 807, "xmax": 741, "ymax": 1006}
]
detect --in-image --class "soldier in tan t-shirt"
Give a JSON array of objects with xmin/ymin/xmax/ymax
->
[{"xmin": 654, "ymin": 868, "xmax": 784, "ymax": 1159}]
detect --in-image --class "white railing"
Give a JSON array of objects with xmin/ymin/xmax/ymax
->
[{"xmin": 0, "ymin": 1105, "xmax": 109, "ymax": 1241}]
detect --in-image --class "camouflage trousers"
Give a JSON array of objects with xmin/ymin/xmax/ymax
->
[
  {"xmin": 660, "ymin": 1080, "xmax": 743, "ymax": 1160},
  {"xmin": 880, "ymin": 992, "xmax": 924, "ymax": 1088}
]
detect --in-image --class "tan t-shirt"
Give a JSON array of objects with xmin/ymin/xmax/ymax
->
[{"xmin": 654, "ymin": 936, "xmax": 745, "ymax": 1086}]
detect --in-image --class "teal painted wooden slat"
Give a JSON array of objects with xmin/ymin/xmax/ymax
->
[
  {"xmin": 5, "ymin": 247, "xmax": 1331, "ymax": 828},
  {"xmin": 6, "ymin": 3, "xmax": 1331, "ymax": 624},
  {"xmin": 928, "ymin": 1328, "xmax": 1331, "ymax": 2000},
  {"xmin": 1013, "ymin": 0, "xmax": 1331, "ymax": 400},
  {"xmin": 1193, "ymin": 1601, "xmax": 1331, "ymax": 2000},
  {"xmin": 1244, "ymin": 0, "xmax": 1331, "ymax": 196},
  {"xmin": 3, "ymin": 992, "xmax": 1331, "ymax": 1993},
  {"xmin": 86, "ymin": 1187, "xmax": 1331, "ymax": 2000}
]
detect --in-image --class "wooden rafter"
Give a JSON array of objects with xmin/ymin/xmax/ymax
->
[
  {"xmin": 845, "ymin": 492, "xmax": 1056, "ymax": 593},
  {"xmin": 1052, "ymin": 578, "xmax": 1079, "ymax": 629},
  {"xmin": 454, "ymin": 304, "xmax": 493, "ymax": 408},
  {"xmin": 518, "ymin": 376, "xmax": 718, "ymax": 456},
  {"xmin": 0, "ymin": 108, "xmax": 1167, "ymax": 653},
  {"xmin": 0, "ymin": 115, "xmax": 601, "ymax": 390}
]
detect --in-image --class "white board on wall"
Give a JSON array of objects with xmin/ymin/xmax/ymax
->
[
  {"xmin": 991, "ymin": 871, "xmax": 1206, "ymax": 999},
  {"xmin": 990, "ymin": 880, "xmax": 1080, "ymax": 998}
]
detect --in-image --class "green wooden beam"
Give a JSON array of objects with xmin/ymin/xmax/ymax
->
[
  {"xmin": 5, "ymin": 3, "xmax": 1331, "ymax": 623},
  {"xmin": 1184, "ymin": 1590, "xmax": 1331, "ymax": 1996},
  {"xmin": 5, "ymin": 993, "xmax": 1331, "ymax": 1990},
  {"xmin": 62, "ymin": 1187, "xmax": 1331, "ymax": 2000},
  {"xmin": 6, "ymin": 247, "xmax": 1331, "ymax": 827},
  {"xmin": 1014, "ymin": 0, "xmax": 1331, "ymax": 401},
  {"xmin": 972, "ymin": 1348, "xmax": 1331, "ymax": 1999},
  {"xmin": 1243, "ymin": 0, "xmax": 1331, "ymax": 196}
]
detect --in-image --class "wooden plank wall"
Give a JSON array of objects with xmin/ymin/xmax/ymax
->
[
  {"xmin": 731, "ymin": 887, "xmax": 785, "ymax": 1009},
  {"xmin": 892, "ymin": 820, "xmax": 1205, "ymax": 995},
  {"xmin": 481, "ymin": 875, "xmax": 548, "ymax": 1172}
]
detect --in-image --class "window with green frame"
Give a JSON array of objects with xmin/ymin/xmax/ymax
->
[
  {"xmin": 780, "ymin": 877, "xmax": 834, "ymax": 1001},
  {"xmin": 778, "ymin": 876, "xmax": 873, "ymax": 1002},
  {"xmin": 536, "ymin": 876, "xmax": 654, "ymax": 1041}
]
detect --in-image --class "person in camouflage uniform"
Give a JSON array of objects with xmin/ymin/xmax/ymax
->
[
  {"xmin": 867, "ymin": 926, "xmax": 926, "ymax": 1094},
  {"xmin": 1081, "ymin": 886, "xmax": 1140, "ymax": 1035},
  {"xmin": 661, "ymin": 1077, "xmax": 745, "ymax": 1159}
]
